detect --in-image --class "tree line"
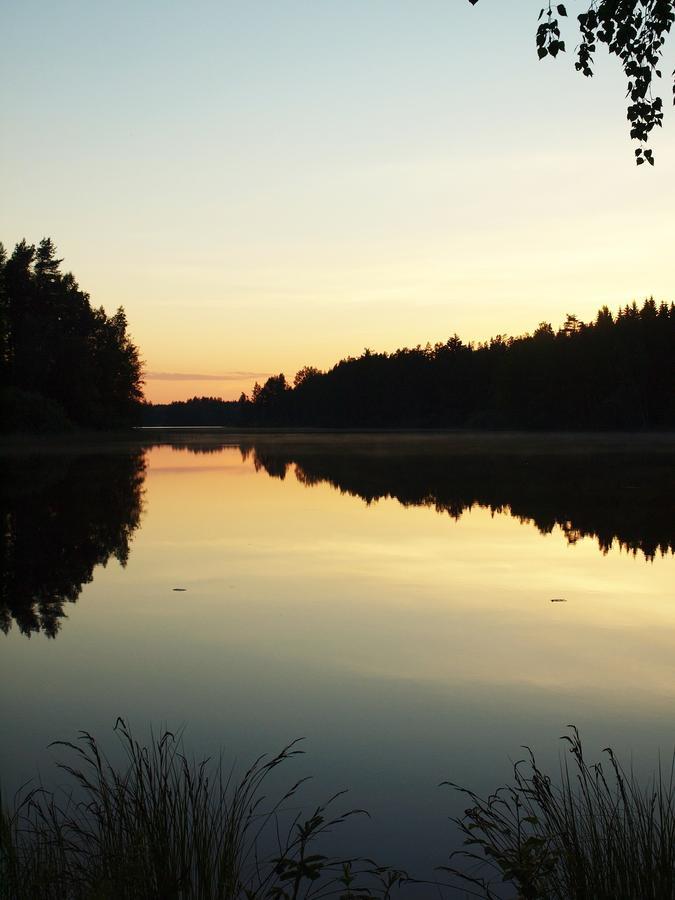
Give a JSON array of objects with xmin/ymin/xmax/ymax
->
[
  {"xmin": 1, "ymin": 238, "xmax": 143, "ymax": 431},
  {"xmin": 143, "ymin": 396, "xmax": 240, "ymax": 427},
  {"xmin": 228, "ymin": 300, "xmax": 673, "ymax": 430},
  {"xmin": 6, "ymin": 247, "xmax": 668, "ymax": 434}
]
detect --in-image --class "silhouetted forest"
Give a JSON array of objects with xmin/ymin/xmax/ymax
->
[
  {"xmin": 144, "ymin": 301, "xmax": 674, "ymax": 430},
  {"xmin": 0, "ymin": 238, "xmax": 143, "ymax": 431},
  {"xmin": 0, "ymin": 450, "xmax": 146, "ymax": 636},
  {"xmin": 236, "ymin": 435, "xmax": 675, "ymax": 560},
  {"xmin": 237, "ymin": 302, "xmax": 674, "ymax": 429},
  {"xmin": 143, "ymin": 396, "xmax": 240, "ymax": 427}
]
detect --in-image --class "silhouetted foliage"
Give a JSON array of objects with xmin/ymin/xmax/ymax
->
[
  {"xmin": 444, "ymin": 726, "xmax": 675, "ymax": 899},
  {"xmin": 237, "ymin": 435, "xmax": 675, "ymax": 560},
  {"xmin": 0, "ymin": 238, "xmax": 143, "ymax": 430},
  {"xmin": 1, "ymin": 720, "xmax": 411, "ymax": 900},
  {"xmin": 0, "ymin": 449, "xmax": 146, "ymax": 637},
  {"xmin": 237, "ymin": 301, "xmax": 674, "ymax": 431},
  {"xmin": 469, "ymin": 0, "xmax": 675, "ymax": 163},
  {"xmin": 0, "ymin": 388, "xmax": 74, "ymax": 434}
]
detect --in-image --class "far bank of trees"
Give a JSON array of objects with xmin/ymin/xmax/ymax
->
[
  {"xmin": 235, "ymin": 299, "xmax": 673, "ymax": 430},
  {"xmin": 1, "ymin": 238, "xmax": 143, "ymax": 431},
  {"xmin": 143, "ymin": 396, "xmax": 240, "ymax": 427}
]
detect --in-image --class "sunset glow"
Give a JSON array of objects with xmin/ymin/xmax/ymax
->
[{"xmin": 3, "ymin": 2, "xmax": 674, "ymax": 402}]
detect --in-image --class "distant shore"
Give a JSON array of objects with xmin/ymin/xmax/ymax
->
[{"xmin": 2, "ymin": 427, "xmax": 675, "ymax": 456}]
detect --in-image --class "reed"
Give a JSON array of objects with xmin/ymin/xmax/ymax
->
[
  {"xmin": 442, "ymin": 726, "xmax": 675, "ymax": 899},
  {"xmin": 6, "ymin": 722, "xmax": 675, "ymax": 898},
  {"xmin": 0, "ymin": 719, "xmax": 404, "ymax": 900}
]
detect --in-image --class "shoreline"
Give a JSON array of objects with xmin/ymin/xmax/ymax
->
[{"xmin": 1, "ymin": 427, "xmax": 675, "ymax": 456}]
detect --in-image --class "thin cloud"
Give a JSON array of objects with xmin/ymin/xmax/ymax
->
[{"xmin": 145, "ymin": 371, "xmax": 270, "ymax": 382}]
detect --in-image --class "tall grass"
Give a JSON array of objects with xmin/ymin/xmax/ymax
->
[
  {"xmin": 0, "ymin": 719, "xmax": 405, "ymax": 900},
  {"xmin": 442, "ymin": 726, "xmax": 675, "ymax": 900},
  {"xmin": 5, "ymin": 723, "xmax": 675, "ymax": 899}
]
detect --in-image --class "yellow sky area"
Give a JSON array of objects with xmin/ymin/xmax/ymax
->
[
  {"xmin": 138, "ymin": 206, "xmax": 674, "ymax": 402},
  {"xmin": 103, "ymin": 149, "xmax": 675, "ymax": 404},
  {"xmin": 145, "ymin": 376, "xmax": 265, "ymax": 405}
]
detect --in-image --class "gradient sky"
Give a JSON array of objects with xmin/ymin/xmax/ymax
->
[{"xmin": 2, "ymin": 1, "xmax": 674, "ymax": 402}]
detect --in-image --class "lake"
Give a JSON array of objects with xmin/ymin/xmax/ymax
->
[{"xmin": 2, "ymin": 432, "xmax": 674, "ymax": 891}]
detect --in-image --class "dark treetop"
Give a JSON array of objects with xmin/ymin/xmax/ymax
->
[{"xmin": 0, "ymin": 238, "xmax": 143, "ymax": 431}]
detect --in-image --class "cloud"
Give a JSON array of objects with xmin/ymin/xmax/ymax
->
[{"xmin": 145, "ymin": 371, "xmax": 270, "ymax": 382}]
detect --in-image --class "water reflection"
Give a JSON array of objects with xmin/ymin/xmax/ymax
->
[
  {"xmin": 2, "ymin": 435, "xmax": 675, "ymax": 883},
  {"xmin": 0, "ymin": 450, "xmax": 146, "ymax": 637},
  {"xmin": 1, "ymin": 435, "xmax": 672, "ymax": 638},
  {"xmin": 234, "ymin": 436, "xmax": 674, "ymax": 560}
]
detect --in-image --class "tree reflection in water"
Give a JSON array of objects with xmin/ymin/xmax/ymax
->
[
  {"xmin": 2, "ymin": 435, "xmax": 672, "ymax": 639},
  {"xmin": 1, "ymin": 450, "xmax": 146, "ymax": 637},
  {"xmin": 236, "ymin": 436, "xmax": 674, "ymax": 561}
]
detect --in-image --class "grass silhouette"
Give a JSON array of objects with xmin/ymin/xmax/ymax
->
[
  {"xmin": 0, "ymin": 719, "xmax": 404, "ymax": 900},
  {"xmin": 4, "ymin": 723, "xmax": 675, "ymax": 898},
  {"xmin": 443, "ymin": 726, "xmax": 675, "ymax": 899}
]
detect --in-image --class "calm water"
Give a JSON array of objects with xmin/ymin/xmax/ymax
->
[{"xmin": 2, "ymin": 432, "xmax": 675, "ymax": 886}]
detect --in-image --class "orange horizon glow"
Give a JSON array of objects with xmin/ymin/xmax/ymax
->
[
  {"xmin": 144, "ymin": 374, "xmax": 270, "ymax": 405},
  {"xmin": 3, "ymin": 2, "xmax": 674, "ymax": 409},
  {"xmin": 141, "ymin": 289, "xmax": 672, "ymax": 404}
]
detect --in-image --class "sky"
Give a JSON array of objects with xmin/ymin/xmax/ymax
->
[{"xmin": 2, "ymin": 1, "xmax": 674, "ymax": 403}]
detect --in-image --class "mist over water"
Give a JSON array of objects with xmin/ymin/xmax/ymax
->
[{"xmin": 2, "ymin": 433, "xmax": 674, "ymax": 882}]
